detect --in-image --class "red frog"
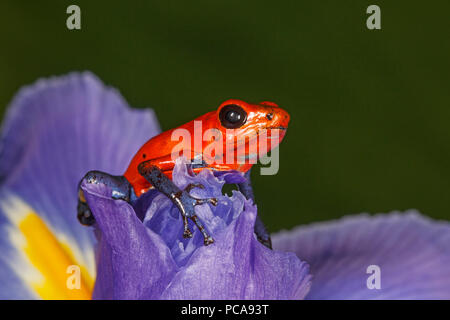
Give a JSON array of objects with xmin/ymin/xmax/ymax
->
[{"xmin": 77, "ymin": 99, "xmax": 290, "ymax": 248}]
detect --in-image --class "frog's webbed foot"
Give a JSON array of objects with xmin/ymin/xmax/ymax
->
[
  {"xmin": 77, "ymin": 170, "xmax": 131, "ymax": 226},
  {"xmin": 138, "ymin": 162, "xmax": 217, "ymax": 245},
  {"xmin": 184, "ymin": 183, "xmax": 204, "ymax": 193},
  {"xmin": 77, "ymin": 191, "xmax": 96, "ymax": 226},
  {"xmin": 255, "ymin": 233, "xmax": 272, "ymax": 249},
  {"xmin": 184, "ymin": 183, "xmax": 218, "ymax": 206},
  {"xmin": 174, "ymin": 184, "xmax": 218, "ymax": 244}
]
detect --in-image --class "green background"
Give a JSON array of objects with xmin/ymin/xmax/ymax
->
[{"xmin": 1, "ymin": 1, "xmax": 449, "ymax": 232}]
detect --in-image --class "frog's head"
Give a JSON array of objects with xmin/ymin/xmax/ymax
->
[{"xmin": 215, "ymin": 99, "xmax": 290, "ymax": 145}]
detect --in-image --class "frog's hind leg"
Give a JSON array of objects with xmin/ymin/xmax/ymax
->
[
  {"xmin": 137, "ymin": 160, "xmax": 218, "ymax": 245},
  {"xmin": 237, "ymin": 169, "xmax": 272, "ymax": 249},
  {"xmin": 77, "ymin": 170, "xmax": 132, "ymax": 226}
]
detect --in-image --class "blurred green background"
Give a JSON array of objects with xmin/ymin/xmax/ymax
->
[{"xmin": 1, "ymin": 1, "xmax": 449, "ymax": 232}]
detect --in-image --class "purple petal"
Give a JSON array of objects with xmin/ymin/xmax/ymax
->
[
  {"xmin": 88, "ymin": 159, "xmax": 311, "ymax": 299},
  {"xmin": 0, "ymin": 242, "xmax": 36, "ymax": 299},
  {"xmin": 272, "ymin": 211, "xmax": 450, "ymax": 299},
  {"xmin": 143, "ymin": 159, "xmax": 241, "ymax": 266},
  {"xmin": 160, "ymin": 199, "xmax": 311, "ymax": 299},
  {"xmin": 140, "ymin": 159, "xmax": 312, "ymax": 299},
  {"xmin": 213, "ymin": 170, "xmax": 247, "ymax": 184},
  {"xmin": 1, "ymin": 72, "xmax": 160, "ymax": 249},
  {"xmin": 0, "ymin": 72, "xmax": 160, "ymax": 298},
  {"xmin": 81, "ymin": 181, "xmax": 178, "ymax": 299}
]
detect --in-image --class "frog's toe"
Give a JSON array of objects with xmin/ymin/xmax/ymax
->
[{"xmin": 77, "ymin": 200, "xmax": 96, "ymax": 226}]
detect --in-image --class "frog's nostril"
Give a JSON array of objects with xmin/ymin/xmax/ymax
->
[{"xmin": 266, "ymin": 113, "xmax": 274, "ymax": 121}]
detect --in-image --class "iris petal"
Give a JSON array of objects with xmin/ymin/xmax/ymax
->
[
  {"xmin": 0, "ymin": 72, "xmax": 160, "ymax": 299},
  {"xmin": 81, "ymin": 181, "xmax": 178, "ymax": 299},
  {"xmin": 160, "ymin": 196, "xmax": 311, "ymax": 300},
  {"xmin": 87, "ymin": 158, "xmax": 312, "ymax": 299},
  {"xmin": 272, "ymin": 211, "xmax": 450, "ymax": 299}
]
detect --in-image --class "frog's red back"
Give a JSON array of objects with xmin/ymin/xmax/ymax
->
[{"xmin": 124, "ymin": 99, "xmax": 290, "ymax": 196}]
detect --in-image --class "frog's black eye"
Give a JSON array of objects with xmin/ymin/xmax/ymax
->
[{"xmin": 219, "ymin": 104, "xmax": 247, "ymax": 129}]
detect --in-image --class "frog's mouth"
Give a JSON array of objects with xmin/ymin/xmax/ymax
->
[
  {"xmin": 272, "ymin": 126, "xmax": 287, "ymax": 131},
  {"xmin": 267, "ymin": 126, "xmax": 288, "ymax": 140}
]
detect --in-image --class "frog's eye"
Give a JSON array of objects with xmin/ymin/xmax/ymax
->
[{"xmin": 219, "ymin": 104, "xmax": 248, "ymax": 129}]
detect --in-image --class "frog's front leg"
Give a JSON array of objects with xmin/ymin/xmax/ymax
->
[
  {"xmin": 138, "ymin": 160, "xmax": 217, "ymax": 245},
  {"xmin": 77, "ymin": 171, "xmax": 131, "ymax": 226},
  {"xmin": 238, "ymin": 169, "xmax": 272, "ymax": 249}
]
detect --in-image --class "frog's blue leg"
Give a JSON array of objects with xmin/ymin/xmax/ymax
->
[
  {"xmin": 77, "ymin": 171, "xmax": 132, "ymax": 226},
  {"xmin": 138, "ymin": 160, "xmax": 217, "ymax": 245},
  {"xmin": 238, "ymin": 169, "xmax": 272, "ymax": 249}
]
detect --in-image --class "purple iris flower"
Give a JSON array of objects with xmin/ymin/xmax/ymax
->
[{"xmin": 0, "ymin": 72, "xmax": 449, "ymax": 300}]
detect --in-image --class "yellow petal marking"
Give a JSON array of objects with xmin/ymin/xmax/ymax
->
[
  {"xmin": 1, "ymin": 196, "xmax": 95, "ymax": 299},
  {"xmin": 18, "ymin": 212, "xmax": 94, "ymax": 299}
]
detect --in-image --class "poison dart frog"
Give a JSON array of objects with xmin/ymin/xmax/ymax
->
[{"xmin": 77, "ymin": 99, "xmax": 290, "ymax": 249}]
